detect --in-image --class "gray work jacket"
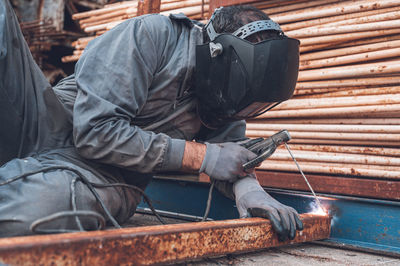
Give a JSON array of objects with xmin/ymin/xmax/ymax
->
[{"xmin": 53, "ymin": 14, "xmax": 246, "ymax": 174}]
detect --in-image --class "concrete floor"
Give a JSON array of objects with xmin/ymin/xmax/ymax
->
[
  {"xmin": 186, "ymin": 244, "xmax": 400, "ymax": 266},
  {"xmin": 128, "ymin": 213, "xmax": 400, "ymax": 266}
]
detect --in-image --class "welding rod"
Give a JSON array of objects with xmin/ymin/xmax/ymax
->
[{"xmin": 284, "ymin": 143, "xmax": 324, "ymax": 211}]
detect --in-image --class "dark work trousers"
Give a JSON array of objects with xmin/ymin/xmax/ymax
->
[{"xmin": 0, "ymin": 0, "xmax": 147, "ymax": 237}]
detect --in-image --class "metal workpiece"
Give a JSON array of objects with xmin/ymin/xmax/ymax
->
[
  {"xmin": 0, "ymin": 214, "xmax": 330, "ymax": 266},
  {"xmin": 256, "ymin": 170, "xmax": 400, "ymax": 200},
  {"xmin": 143, "ymin": 178, "xmax": 400, "ymax": 256}
]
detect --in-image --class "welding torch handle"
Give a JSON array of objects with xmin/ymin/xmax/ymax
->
[
  {"xmin": 242, "ymin": 147, "xmax": 275, "ymax": 170},
  {"xmin": 242, "ymin": 130, "xmax": 291, "ymax": 170}
]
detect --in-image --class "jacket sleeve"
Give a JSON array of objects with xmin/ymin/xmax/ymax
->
[{"xmin": 73, "ymin": 16, "xmax": 185, "ymax": 173}]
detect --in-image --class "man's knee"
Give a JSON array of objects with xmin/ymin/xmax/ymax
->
[
  {"xmin": 0, "ymin": 158, "xmax": 101, "ymax": 237},
  {"xmin": 0, "ymin": 157, "xmax": 142, "ymax": 237},
  {"xmin": 0, "ymin": 210, "xmax": 102, "ymax": 238},
  {"xmin": 0, "ymin": 220, "xmax": 32, "ymax": 238}
]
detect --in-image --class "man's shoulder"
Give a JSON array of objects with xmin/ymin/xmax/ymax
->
[
  {"xmin": 139, "ymin": 13, "xmax": 198, "ymax": 28},
  {"xmin": 120, "ymin": 14, "xmax": 179, "ymax": 39},
  {"xmin": 130, "ymin": 13, "xmax": 200, "ymax": 32},
  {"xmin": 123, "ymin": 14, "xmax": 174, "ymax": 31},
  {"xmin": 109, "ymin": 14, "xmax": 172, "ymax": 34},
  {"xmin": 137, "ymin": 13, "xmax": 172, "ymax": 26}
]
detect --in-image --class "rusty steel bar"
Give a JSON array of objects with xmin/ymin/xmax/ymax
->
[
  {"xmin": 257, "ymin": 170, "xmax": 400, "ymax": 200},
  {"xmin": 0, "ymin": 214, "xmax": 330, "ymax": 265},
  {"xmin": 137, "ymin": 0, "xmax": 161, "ymax": 16},
  {"xmin": 197, "ymin": 169, "xmax": 400, "ymax": 201}
]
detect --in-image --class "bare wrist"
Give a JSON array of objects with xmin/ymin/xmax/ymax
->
[{"xmin": 181, "ymin": 141, "xmax": 207, "ymax": 172}]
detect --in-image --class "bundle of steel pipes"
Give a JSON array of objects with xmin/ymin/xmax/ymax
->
[
  {"xmin": 62, "ymin": 0, "xmax": 209, "ymax": 62},
  {"xmin": 245, "ymin": 0, "xmax": 400, "ymax": 184},
  {"xmin": 19, "ymin": 18, "xmax": 83, "ymax": 83},
  {"xmin": 20, "ymin": 19, "xmax": 59, "ymax": 64}
]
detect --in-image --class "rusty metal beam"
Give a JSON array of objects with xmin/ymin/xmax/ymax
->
[
  {"xmin": 137, "ymin": 0, "xmax": 161, "ymax": 16},
  {"xmin": 0, "ymin": 214, "xmax": 330, "ymax": 265},
  {"xmin": 197, "ymin": 170, "xmax": 400, "ymax": 200},
  {"xmin": 256, "ymin": 170, "xmax": 400, "ymax": 200}
]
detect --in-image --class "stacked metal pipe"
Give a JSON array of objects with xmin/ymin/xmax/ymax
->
[
  {"xmin": 245, "ymin": 0, "xmax": 400, "ymax": 180},
  {"xmin": 19, "ymin": 18, "xmax": 83, "ymax": 84},
  {"xmin": 20, "ymin": 19, "xmax": 59, "ymax": 64},
  {"xmin": 62, "ymin": 0, "xmax": 209, "ymax": 62}
]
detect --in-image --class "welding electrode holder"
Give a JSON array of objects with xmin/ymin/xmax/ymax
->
[{"xmin": 242, "ymin": 130, "xmax": 291, "ymax": 170}]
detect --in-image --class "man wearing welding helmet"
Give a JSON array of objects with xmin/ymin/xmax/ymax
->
[
  {"xmin": 191, "ymin": 6, "xmax": 303, "ymax": 240},
  {"xmin": 0, "ymin": 2, "xmax": 302, "ymax": 240}
]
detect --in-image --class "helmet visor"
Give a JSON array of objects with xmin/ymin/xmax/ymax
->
[
  {"xmin": 234, "ymin": 102, "xmax": 279, "ymax": 119},
  {"xmin": 195, "ymin": 34, "xmax": 299, "ymax": 125}
]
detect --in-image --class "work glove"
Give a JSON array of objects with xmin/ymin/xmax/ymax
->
[
  {"xmin": 199, "ymin": 142, "xmax": 257, "ymax": 183},
  {"xmin": 234, "ymin": 176, "xmax": 303, "ymax": 241}
]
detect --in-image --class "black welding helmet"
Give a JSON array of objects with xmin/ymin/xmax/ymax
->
[{"xmin": 195, "ymin": 7, "xmax": 300, "ymax": 128}]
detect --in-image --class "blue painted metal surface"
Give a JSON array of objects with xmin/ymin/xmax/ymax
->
[
  {"xmin": 140, "ymin": 178, "xmax": 400, "ymax": 255},
  {"xmin": 140, "ymin": 179, "xmax": 239, "ymax": 220},
  {"xmin": 269, "ymin": 189, "xmax": 400, "ymax": 255}
]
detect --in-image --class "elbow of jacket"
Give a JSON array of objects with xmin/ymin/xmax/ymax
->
[
  {"xmin": 75, "ymin": 144, "xmax": 95, "ymax": 160},
  {"xmin": 75, "ymin": 141, "xmax": 96, "ymax": 160}
]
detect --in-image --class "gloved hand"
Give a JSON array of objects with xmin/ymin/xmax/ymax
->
[
  {"xmin": 199, "ymin": 142, "xmax": 257, "ymax": 182},
  {"xmin": 234, "ymin": 176, "xmax": 303, "ymax": 241}
]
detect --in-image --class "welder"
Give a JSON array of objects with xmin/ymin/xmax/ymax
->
[{"xmin": 0, "ymin": 0, "xmax": 303, "ymax": 240}]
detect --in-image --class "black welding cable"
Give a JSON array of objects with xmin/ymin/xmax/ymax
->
[
  {"xmin": 30, "ymin": 210, "xmax": 106, "ymax": 234},
  {"xmin": 90, "ymin": 182, "xmax": 166, "ymax": 225},
  {"xmin": 66, "ymin": 168, "xmax": 121, "ymax": 228},
  {"xmin": 0, "ymin": 168, "xmax": 42, "ymax": 186},
  {"xmin": 71, "ymin": 177, "xmax": 84, "ymax": 231},
  {"xmin": 202, "ymin": 180, "xmax": 215, "ymax": 222}
]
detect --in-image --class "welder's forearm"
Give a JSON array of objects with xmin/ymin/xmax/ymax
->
[{"xmin": 181, "ymin": 141, "xmax": 207, "ymax": 172}]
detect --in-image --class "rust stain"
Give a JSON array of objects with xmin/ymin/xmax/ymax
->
[
  {"xmin": 350, "ymin": 168, "xmax": 361, "ymax": 176},
  {"xmin": 0, "ymin": 214, "xmax": 330, "ymax": 265}
]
